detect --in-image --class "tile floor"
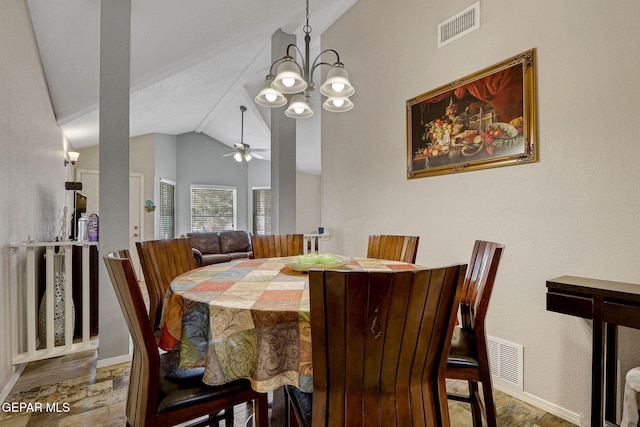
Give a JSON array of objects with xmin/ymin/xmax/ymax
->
[{"xmin": 0, "ymin": 350, "xmax": 577, "ymax": 427}]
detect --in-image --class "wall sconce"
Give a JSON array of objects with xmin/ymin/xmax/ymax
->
[{"xmin": 64, "ymin": 151, "xmax": 80, "ymax": 166}]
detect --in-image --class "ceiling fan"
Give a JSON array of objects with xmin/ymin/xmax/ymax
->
[{"xmin": 222, "ymin": 106, "xmax": 268, "ymax": 162}]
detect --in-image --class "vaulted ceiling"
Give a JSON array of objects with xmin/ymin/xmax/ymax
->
[{"xmin": 26, "ymin": 0, "xmax": 357, "ymax": 174}]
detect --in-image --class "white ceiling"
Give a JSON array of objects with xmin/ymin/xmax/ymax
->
[{"xmin": 26, "ymin": 0, "xmax": 358, "ymax": 174}]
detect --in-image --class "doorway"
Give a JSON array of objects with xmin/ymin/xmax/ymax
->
[{"xmin": 77, "ymin": 169, "xmax": 145, "ymax": 278}]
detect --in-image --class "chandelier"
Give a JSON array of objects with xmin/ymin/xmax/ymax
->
[{"xmin": 254, "ymin": 0, "xmax": 355, "ymax": 118}]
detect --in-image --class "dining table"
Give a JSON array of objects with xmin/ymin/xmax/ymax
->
[{"xmin": 158, "ymin": 256, "xmax": 423, "ymax": 426}]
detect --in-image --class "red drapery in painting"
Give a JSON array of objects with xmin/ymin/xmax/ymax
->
[{"xmin": 424, "ymin": 64, "xmax": 523, "ymax": 122}]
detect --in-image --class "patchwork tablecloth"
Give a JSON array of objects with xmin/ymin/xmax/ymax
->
[{"xmin": 159, "ymin": 257, "xmax": 419, "ymax": 392}]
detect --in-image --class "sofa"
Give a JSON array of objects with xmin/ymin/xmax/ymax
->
[{"xmin": 184, "ymin": 230, "xmax": 253, "ymax": 267}]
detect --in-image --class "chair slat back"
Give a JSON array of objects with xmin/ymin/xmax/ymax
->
[
  {"xmin": 251, "ymin": 234, "xmax": 304, "ymax": 259},
  {"xmin": 459, "ymin": 240, "xmax": 504, "ymax": 332},
  {"xmin": 136, "ymin": 238, "xmax": 196, "ymax": 329},
  {"xmin": 104, "ymin": 251, "xmax": 159, "ymax": 426},
  {"xmin": 309, "ymin": 265, "xmax": 465, "ymax": 426},
  {"xmin": 367, "ymin": 234, "xmax": 420, "ymax": 263}
]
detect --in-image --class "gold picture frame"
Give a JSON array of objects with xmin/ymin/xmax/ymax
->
[{"xmin": 407, "ymin": 49, "xmax": 537, "ymax": 178}]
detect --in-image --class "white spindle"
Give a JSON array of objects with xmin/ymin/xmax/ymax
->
[
  {"xmin": 64, "ymin": 248, "xmax": 74, "ymax": 349},
  {"xmin": 26, "ymin": 246, "xmax": 36, "ymax": 356},
  {"xmin": 45, "ymin": 246, "xmax": 55, "ymax": 352},
  {"xmin": 82, "ymin": 243, "xmax": 90, "ymax": 345},
  {"xmin": 303, "ymin": 234, "xmax": 331, "ymax": 254},
  {"xmin": 303, "ymin": 235, "xmax": 319, "ymax": 254}
]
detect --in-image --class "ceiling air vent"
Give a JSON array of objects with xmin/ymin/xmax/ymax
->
[{"xmin": 437, "ymin": 2, "xmax": 480, "ymax": 48}]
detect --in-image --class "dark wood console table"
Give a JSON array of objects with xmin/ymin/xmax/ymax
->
[{"xmin": 546, "ymin": 275, "xmax": 640, "ymax": 427}]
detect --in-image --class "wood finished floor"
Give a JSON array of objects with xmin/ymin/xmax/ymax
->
[{"xmin": 0, "ymin": 350, "xmax": 577, "ymax": 427}]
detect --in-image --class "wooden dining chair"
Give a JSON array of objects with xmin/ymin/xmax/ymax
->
[
  {"xmin": 104, "ymin": 251, "xmax": 269, "ymax": 427},
  {"xmin": 136, "ymin": 238, "xmax": 196, "ymax": 331},
  {"xmin": 251, "ymin": 234, "xmax": 304, "ymax": 258},
  {"xmin": 286, "ymin": 264, "xmax": 466, "ymax": 427},
  {"xmin": 367, "ymin": 234, "xmax": 420, "ymax": 263},
  {"xmin": 445, "ymin": 240, "xmax": 504, "ymax": 427}
]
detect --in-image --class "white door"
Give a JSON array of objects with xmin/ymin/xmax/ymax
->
[{"xmin": 78, "ymin": 169, "xmax": 144, "ymax": 279}]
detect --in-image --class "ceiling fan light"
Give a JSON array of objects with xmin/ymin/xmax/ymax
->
[
  {"xmin": 233, "ymin": 152, "xmax": 243, "ymax": 162},
  {"xmin": 285, "ymin": 94, "xmax": 314, "ymax": 118},
  {"xmin": 255, "ymin": 76, "xmax": 287, "ymax": 108},
  {"xmin": 323, "ymin": 96, "xmax": 354, "ymax": 113},
  {"xmin": 320, "ymin": 63, "xmax": 355, "ymax": 98},
  {"xmin": 272, "ymin": 58, "xmax": 307, "ymax": 94},
  {"xmin": 244, "ymin": 153, "xmax": 252, "ymax": 161}
]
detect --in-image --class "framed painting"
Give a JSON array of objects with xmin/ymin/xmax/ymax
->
[{"xmin": 407, "ymin": 48, "xmax": 537, "ymax": 178}]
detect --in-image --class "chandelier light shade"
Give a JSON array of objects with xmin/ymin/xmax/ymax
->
[
  {"xmin": 319, "ymin": 64, "xmax": 355, "ymax": 98},
  {"xmin": 255, "ymin": 76, "xmax": 287, "ymax": 107},
  {"xmin": 285, "ymin": 94, "xmax": 314, "ymax": 118},
  {"xmin": 255, "ymin": 0, "xmax": 355, "ymax": 118},
  {"xmin": 323, "ymin": 96, "xmax": 354, "ymax": 113},
  {"xmin": 272, "ymin": 58, "xmax": 307, "ymax": 94}
]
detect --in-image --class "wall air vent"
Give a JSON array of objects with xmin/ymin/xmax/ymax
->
[
  {"xmin": 437, "ymin": 2, "xmax": 480, "ymax": 48},
  {"xmin": 487, "ymin": 335, "xmax": 523, "ymax": 391}
]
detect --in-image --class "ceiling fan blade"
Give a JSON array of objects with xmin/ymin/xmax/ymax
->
[
  {"xmin": 251, "ymin": 152, "xmax": 266, "ymax": 160},
  {"xmin": 204, "ymin": 146, "xmax": 234, "ymax": 151},
  {"xmin": 222, "ymin": 152, "xmax": 235, "ymax": 157}
]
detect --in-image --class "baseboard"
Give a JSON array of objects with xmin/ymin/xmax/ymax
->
[
  {"xmin": 96, "ymin": 353, "xmax": 132, "ymax": 369},
  {"xmin": 494, "ymin": 382, "xmax": 583, "ymax": 426},
  {"xmin": 0, "ymin": 364, "xmax": 26, "ymax": 403}
]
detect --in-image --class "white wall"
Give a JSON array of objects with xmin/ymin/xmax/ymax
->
[
  {"xmin": 296, "ymin": 172, "xmax": 321, "ymax": 234},
  {"xmin": 0, "ymin": 0, "xmax": 68, "ymax": 397},
  {"xmin": 321, "ymin": 0, "xmax": 640, "ymax": 423}
]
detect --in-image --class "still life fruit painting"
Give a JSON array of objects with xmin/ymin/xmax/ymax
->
[{"xmin": 407, "ymin": 49, "xmax": 537, "ymax": 178}]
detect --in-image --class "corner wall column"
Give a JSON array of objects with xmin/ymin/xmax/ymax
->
[
  {"xmin": 270, "ymin": 30, "xmax": 297, "ymax": 234},
  {"xmin": 98, "ymin": 0, "xmax": 131, "ymax": 361}
]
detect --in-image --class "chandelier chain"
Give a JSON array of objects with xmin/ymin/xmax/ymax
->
[{"xmin": 304, "ymin": 0, "xmax": 312, "ymax": 35}]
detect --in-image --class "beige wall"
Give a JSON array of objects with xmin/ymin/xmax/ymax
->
[
  {"xmin": 75, "ymin": 135, "xmax": 157, "ymax": 242},
  {"xmin": 321, "ymin": 0, "xmax": 640, "ymax": 423},
  {"xmin": 0, "ymin": 0, "xmax": 68, "ymax": 397}
]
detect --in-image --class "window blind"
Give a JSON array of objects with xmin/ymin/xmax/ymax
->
[
  {"xmin": 191, "ymin": 186, "xmax": 236, "ymax": 232},
  {"xmin": 159, "ymin": 180, "xmax": 175, "ymax": 239},
  {"xmin": 253, "ymin": 188, "xmax": 271, "ymax": 235}
]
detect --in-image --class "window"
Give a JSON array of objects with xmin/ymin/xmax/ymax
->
[
  {"xmin": 253, "ymin": 188, "xmax": 271, "ymax": 235},
  {"xmin": 159, "ymin": 179, "xmax": 175, "ymax": 239},
  {"xmin": 191, "ymin": 185, "xmax": 237, "ymax": 232}
]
